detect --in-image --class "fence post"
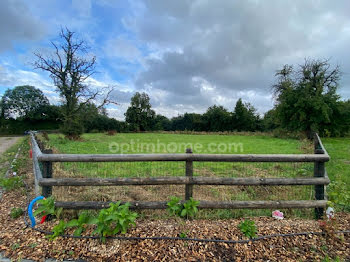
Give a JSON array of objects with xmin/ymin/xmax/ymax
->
[
  {"xmin": 42, "ymin": 149, "xmax": 53, "ymax": 198},
  {"xmin": 314, "ymin": 134, "xmax": 325, "ymax": 219},
  {"xmin": 185, "ymin": 148, "xmax": 193, "ymax": 200}
]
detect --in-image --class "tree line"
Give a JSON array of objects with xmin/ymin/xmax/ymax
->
[
  {"xmin": 1, "ymin": 28, "xmax": 349, "ymax": 138},
  {"xmin": 0, "ymin": 85, "xmax": 260, "ymax": 134},
  {"xmin": 1, "ymin": 61, "xmax": 350, "ymax": 138},
  {"xmin": 125, "ymin": 92, "xmax": 261, "ymax": 132}
]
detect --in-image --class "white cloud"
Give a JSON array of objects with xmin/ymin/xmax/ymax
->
[{"xmin": 131, "ymin": 0, "xmax": 350, "ymax": 115}]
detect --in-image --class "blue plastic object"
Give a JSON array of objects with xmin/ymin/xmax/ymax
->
[{"xmin": 28, "ymin": 196, "xmax": 44, "ymax": 227}]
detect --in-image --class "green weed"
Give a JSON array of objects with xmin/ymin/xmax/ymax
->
[
  {"xmin": 66, "ymin": 211, "xmax": 95, "ymax": 236},
  {"xmin": 10, "ymin": 207, "xmax": 24, "ymax": 219},
  {"xmin": 238, "ymin": 219, "xmax": 257, "ymax": 239},
  {"xmin": 92, "ymin": 202, "xmax": 138, "ymax": 243},
  {"xmin": 167, "ymin": 197, "xmax": 199, "ymax": 219},
  {"xmin": 34, "ymin": 196, "xmax": 63, "ymax": 219}
]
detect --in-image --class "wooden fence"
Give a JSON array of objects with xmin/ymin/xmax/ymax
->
[{"xmin": 30, "ymin": 133, "xmax": 330, "ymax": 219}]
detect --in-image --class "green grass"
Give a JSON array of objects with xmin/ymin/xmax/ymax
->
[
  {"xmin": 322, "ymin": 137, "xmax": 350, "ymax": 184},
  {"xmin": 322, "ymin": 137, "xmax": 350, "ymax": 211},
  {"xmin": 45, "ymin": 133, "xmax": 313, "ymax": 179},
  {"xmin": 47, "ymin": 133, "xmax": 308, "ymax": 154},
  {"xmin": 42, "ymin": 133, "xmax": 320, "ymax": 219}
]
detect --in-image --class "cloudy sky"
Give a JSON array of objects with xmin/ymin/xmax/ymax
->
[{"xmin": 1, "ymin": 0, "xmax": 350, "ymax": 120}]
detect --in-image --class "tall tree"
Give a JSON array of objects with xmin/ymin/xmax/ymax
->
[
  {"xmin": 125, "ymin": 92, "xmax": 155, "ymax": 131},
  {"xmin": 0, "ymin": 85, "xmax": 49, "ymax": 119},
  {"xmin": 273, "ymin": 59, "xmax": 341, "ymax": 137},
  {"xmin": 33, "ymin": 28, "xmax": 112, "ymax": 139},
  {"xmin": 232, "ymin": 98, "xmax": 259, "ymax": 131},
  {"xmin": 203, "ymin": 105, "xmax": 231, "ymax": 131}
]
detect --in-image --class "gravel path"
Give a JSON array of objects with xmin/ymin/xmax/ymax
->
[{"xmin": 0, "ymin": 137, "xmax": 21, "ymax": 156}]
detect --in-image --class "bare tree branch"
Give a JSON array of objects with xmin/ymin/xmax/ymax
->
[{"xmin": 33, "ymin": 28, "xmax": 116, "ymax": 138}]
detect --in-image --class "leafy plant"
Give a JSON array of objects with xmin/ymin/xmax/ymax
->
[
  {"xmin": 66, "ymin": 211, "xmax": 95, "ymax": 236},
  {"xmin": 167, "ymin": 197, "xmax": 199, "ymax": 219},
  {"xmin": 238, "ymin": 219, "xmax": 257, "ymax": 239},
  {"xmin": 181, "ymin": 198, "xmax": 199, "ymax": 219},
  {"xmin": 49, "ymin": 220, "xmax": 67, "ymax": 240},
  {"xmin": 0, "ymin": 176, "xmax": 24, "ymax": 191},
  {"xmin": 92, "ymin": 201, "xmax": 138, "ymax": 242},
  {"xmin": 33, "ymin": 196, "xmax": 63, "ymax": 219},
  {"xmin": 10, "ymin": 207, "xmax": 24, "ymax": 219},
  {"xmin": 167, "ymin": 196, "xmax": 182, "ymax": 216}
]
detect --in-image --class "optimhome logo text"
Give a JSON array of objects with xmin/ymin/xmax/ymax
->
[{"xmin": 109, "ymin": 139, "xmax": 243, "ymax": 154}]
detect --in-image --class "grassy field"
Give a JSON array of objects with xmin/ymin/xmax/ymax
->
[
  {"xmin": 45, "ymin": 133, "xmax": 314, "ymax": 179},
  {"xmin": 47, "ymin": 133, "xmax": 310, "ymax": 154},
  {"xmin": 39, "ymin": 133, "xmax": 325, "ymax": 218},
  {"xmin": 323, "ymin": 137, "xmax": 350, "ymax": 211}
]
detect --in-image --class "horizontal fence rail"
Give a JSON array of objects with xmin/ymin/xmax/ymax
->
[
  {"xmin": 30, "ymin": 132, "xmax": 330, "ymax": 219},
  {"xmin": 37, "ymin": 153, "xmax": 330, "ymax": 162},
  {"xmin": 55, "ymin": 200, "xmax": 328, "ymax": 210},
  {"xmin": 38, "ymin": 176, "xmax": 330, "ymax": 186}
]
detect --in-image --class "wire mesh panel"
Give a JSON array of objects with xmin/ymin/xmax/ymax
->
[
  {"xmin": 193, "ymin": 162, "xmax": 314, "ymax": 178},
  {"xmin": 52, "ymin": 161, "xmax": 186, "ymax": 203},
  {"xmin": 191, "ymin": 161, "xmax": 315, "ymax": 210},
  {"xmin": 52, "ymin": 185, "xmax": 185, "ymax": 202},
  {"xmin": 52, "ymin": 161, "xmax": 316, "ymax": 205},
  {"xmin": 55, "ymin": 161, "xmax": 185, "ymax": 178}
]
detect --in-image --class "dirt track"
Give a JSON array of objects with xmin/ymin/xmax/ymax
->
[{"xmin": 0, "ymin": 137, "xmax": 21, "ymax": 156}]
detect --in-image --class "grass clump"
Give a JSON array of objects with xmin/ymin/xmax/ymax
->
[{"xmin": 10, "ymin": 207, "xmax": 24, "ymax": 219}]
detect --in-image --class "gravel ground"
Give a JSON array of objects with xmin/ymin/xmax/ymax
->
[{"xmin": 0, "ymin": 186, "xmax": 349, "ymax": 261}]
